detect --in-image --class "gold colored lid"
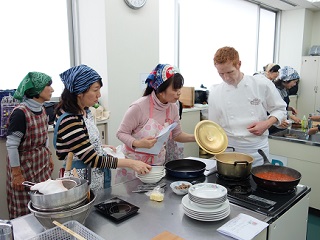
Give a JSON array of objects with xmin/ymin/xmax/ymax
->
[{"xmin": 194, "ymin": 120, "xmax": 228, "ymax": 155}]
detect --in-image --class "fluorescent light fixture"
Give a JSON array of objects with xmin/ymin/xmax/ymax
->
[
  {"xmin": 307, "ymin": 0, "xmax": 320, "ymax": 2},
  {"xmin": 279, "ymin": 0, "xmax": 297, "ymax": 7}
]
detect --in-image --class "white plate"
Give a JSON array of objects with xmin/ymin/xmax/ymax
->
[
  {"xmin": 183, "ymin": 205, "xmax": 230, "ymax": 217},
  {"xmin": 182, "ymin": 195, "xmax": 230, "ymax": 214},
  {"xmin": 183, "ymin": 207, "xmax": 230, "ymax": 221},
  {"xmin": 188, "ymin": 183, "xmax": 227, "ymax": 200}
]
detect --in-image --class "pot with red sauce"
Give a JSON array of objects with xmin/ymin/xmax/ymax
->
[{"xmin": 251, "ymin": 150, "xmax": 302, "ymax": 192}]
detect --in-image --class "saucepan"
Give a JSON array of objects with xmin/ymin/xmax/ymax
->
[
  {"xmin": 165, "ymin": 159, "xmax": 206, "ymax": 178},
  {"xmin": 251, "ymin": 149, "xmax": 301, "ymax": 192},
  {"xmin": 194, "ymin": 120, "xmax": 254, "ymax": 179}
]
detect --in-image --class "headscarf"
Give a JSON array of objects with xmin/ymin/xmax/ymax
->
[
  {"xmin": 14, "ymin": 72, "xmax": 51, "ymax": 101},
  {"xmin": 265, "ymin": 63, "xmax": 280, "ymax": 73},
  {"xmin": 279, "ymin": 66, "xmax": 300, "ymax": 82},
  {"xmin": 145, "ymin": 64, "xmax": 177, "ymax": 90},
  {"xmin": 60, "ymin": 64, "xmax": 102, "ymax": 94}
]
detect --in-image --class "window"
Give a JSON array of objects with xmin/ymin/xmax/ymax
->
[
  {"xmin": 159, "ymin": 0, "xmax": 278, "ymax": 88},
  {"xmin": 0, "ymin": 0, "xmax": 72, "ymax": 98}
]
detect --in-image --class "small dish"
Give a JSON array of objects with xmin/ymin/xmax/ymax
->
[{"xmin": 170, "ymin": 181, "xmax": 192, "ymax": 195}]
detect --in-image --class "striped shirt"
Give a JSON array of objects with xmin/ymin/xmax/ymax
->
[{"xmin": 54, "ymin": 110, "xmax": 118, "ymax": 169}]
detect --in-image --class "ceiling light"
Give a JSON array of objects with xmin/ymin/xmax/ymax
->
[{"xmin": 307, "ymin": 0, "xmax": 320, "ymax": 3}]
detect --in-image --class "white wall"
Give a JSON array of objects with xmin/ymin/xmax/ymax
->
[
  {"xmin": 311, "ymin": 11, "xmax": 320, "ymax": 45},
  {"xmin": 278, "ymin": 9, "xmax": 320, "ymax": 73},
  {"xmin": 77, "ymin": 0, "xmax": 159, "ymax": 146},
  {"xmin": 278, "ymin": 9, "xmax": 306, "ymax": 73}
]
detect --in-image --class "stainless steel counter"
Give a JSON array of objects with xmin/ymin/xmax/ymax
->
[{"xmin": 12, "ymin": 177, "xmax": 269, "ymax": 240}]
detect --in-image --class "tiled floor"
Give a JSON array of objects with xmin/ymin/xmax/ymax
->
[{"xmin": 307, "ymin": 211, "xmax": 320, "ymax": 240}]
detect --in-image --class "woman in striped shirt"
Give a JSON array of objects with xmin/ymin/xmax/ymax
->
[{"xmin": 54, "ymin": 65, "xmax": 151, "ymax": 190}]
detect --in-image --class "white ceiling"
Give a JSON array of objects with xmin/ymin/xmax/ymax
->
[{"xmin": 256, "ymin": 0, "xmax": 320, "ymax": 11}]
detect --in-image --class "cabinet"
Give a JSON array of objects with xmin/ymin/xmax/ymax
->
[
  {"xmin": 297, "ymin": 56, "xmax": 320, "ymax": 117},
  {"xmin": 269, "ymin": 138, "xmax": 320, "ymax": 210}
]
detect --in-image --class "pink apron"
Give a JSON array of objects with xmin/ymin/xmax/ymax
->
[{"xmin": 115, "ymin": 96, "xmax": 170, "ymax": 184}]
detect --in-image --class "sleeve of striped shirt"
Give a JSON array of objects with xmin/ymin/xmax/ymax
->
[{"xmin": 55, "ymin": 114, "xmax": 118, "ymax": 169}]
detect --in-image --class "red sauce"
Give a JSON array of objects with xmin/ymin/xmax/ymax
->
[{"xmin": 255, "ymin": 172, "xmax": 296, "ymax": 181}]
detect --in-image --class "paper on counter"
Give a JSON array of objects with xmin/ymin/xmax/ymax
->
[
  {"xmin": 136, "ymin": 122, "xmax": 178, "ymax": 155},
  {"xmin": 217, "ymin": 213, "xmax": 268, "ymax": 240}
]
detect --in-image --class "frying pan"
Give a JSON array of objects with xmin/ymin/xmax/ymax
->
[
  {"xmin": 251, "ymin": 149, "xmax": 301, "ymax": 192},
  {"xmin": 165, "ymin": 159, "xmax": 206, "ymax": 178}
]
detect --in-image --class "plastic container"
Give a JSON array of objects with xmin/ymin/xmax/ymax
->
[
  {"xmin": 301, "ymin": 115, "xmax": 307, "ymax": 132},
  {"xmin": 26, "ymin": 220, "xmax": 104, "ymax": 240}
]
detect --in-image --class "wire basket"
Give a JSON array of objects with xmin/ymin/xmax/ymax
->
[{"xmin": 27, "ymin": 220, "xmax": 105, "ymax": 240}]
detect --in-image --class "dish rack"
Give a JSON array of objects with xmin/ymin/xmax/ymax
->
[
  {"xmin": 0, "ymin": 90, "xmax": 19, "ymax": 138},
  {"xmin": 26, "ymin": 220, "xmax": 105, "ymax": 240}
]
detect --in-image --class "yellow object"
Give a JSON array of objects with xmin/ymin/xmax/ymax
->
[
  {"xmin": 150, "ymin": 192, "xmax": 164, "ymax": 202},
  {"xmin": 194, "ymin": 120, "xmax": 228, "ymax": 154},
  {"xmin": 301, "ymin": 115, "xmax": 307, "ymax": 132}
]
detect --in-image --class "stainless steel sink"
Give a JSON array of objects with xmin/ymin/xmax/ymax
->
[{"xmin": 269, "ymin": 129, "xmax": 320, "ymax": 146}]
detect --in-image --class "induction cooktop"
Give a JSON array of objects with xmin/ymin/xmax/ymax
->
[{"xmin": 94, "ymin": 197, "xmax": 140, "ymax": 222}]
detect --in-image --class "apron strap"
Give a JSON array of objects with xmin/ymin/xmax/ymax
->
[{"xmin": 53, "ymin": 112, "xmax": 72, "ymax": 149}]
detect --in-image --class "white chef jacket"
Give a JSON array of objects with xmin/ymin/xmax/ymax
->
[{"xmin": 208, "ymin": 74, "xmax": 287, "ymax": 166}]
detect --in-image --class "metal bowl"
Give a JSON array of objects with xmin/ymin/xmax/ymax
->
[
  {"xmin": 29, "ymin": 177, "xmax": 89, "ymax": 211},
  {"xmin": 28, "ymin": 190, "xmax": 95, "ymax": 229}
]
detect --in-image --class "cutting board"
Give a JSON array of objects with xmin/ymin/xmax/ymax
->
[{"xmin": 151, "ymin": 231, "xmax": 185, "ymax": 240}]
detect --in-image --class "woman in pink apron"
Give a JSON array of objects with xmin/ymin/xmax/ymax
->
[{"xmin": 116, "ymin": 64, "xmax": 195, "ymax": 183}]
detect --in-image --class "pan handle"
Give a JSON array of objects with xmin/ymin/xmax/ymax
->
[{"xmin": 258, "ymin": 149, "xmax": 271, "ymax": 165}]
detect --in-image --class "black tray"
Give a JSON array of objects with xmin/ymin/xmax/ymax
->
[{"xmin": 94, "ymin": 197, "xmax": 139, "ymax": 222}]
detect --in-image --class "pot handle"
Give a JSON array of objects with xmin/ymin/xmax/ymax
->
[
  {"xmin": 258, "ymin": 149, "xmax": 271, "ymax": 165},
  {"xmin": 233, "ymin": 161, "xmax": 249, "ymax": 166},
  {"xmin": 226, "ymin": 146, "xmax": 235, "ymax": 152}
]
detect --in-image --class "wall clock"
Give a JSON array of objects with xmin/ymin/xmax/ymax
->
[{"xmin": 124, "ymin": 0, "xmax": 147, "ymax": 10}]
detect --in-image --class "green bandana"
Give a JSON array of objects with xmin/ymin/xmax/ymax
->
[{"xmin": 14, "ymin": 72, "xmax": 51, "ymax": 101}]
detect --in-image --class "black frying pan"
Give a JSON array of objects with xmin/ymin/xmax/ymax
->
[
  {"xmin": 165, "ymin": 159, "xmax": 206, "ymax": 178},
  {"xmin": 251, "ymin": 150, "xmax": 301, "ymax": 192}
]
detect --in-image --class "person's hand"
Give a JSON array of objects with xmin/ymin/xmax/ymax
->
[
  {"xmin": 309, "ymin": 115, "xmax": 320, "ymax": 122},
  {"xmin": 278, "ymin": 119, "xmax": 289, "ymax": 129},
  {"xmin": 290, "ymin": 115, "xmax": 301, "ymax": 124},
  {"xmin": 129, "ymin": 160, "xmax": 152, "ymax": 175},
  {"xmin": 308, "ymin": 127, "xmax": 319, "ymax": 135},
  {"xmin": 49, "ymin": 156, "xmax": 54, "ymax": 172},
  {"xmin": 133, "ymin": 137, "xmax": 157, "ymax": 149},
  {"xmin": 247, "ymin": 121, "xmax": 270, "ymax": 136},
  {"xmin": 290, "ymin": 107, "xmax": 298, "ymax": 115},
  {"xmin": 12, "ymin": 173, "xmax": 25, "ymax": 191},
  {"xmin": 102, "ymin": 145, "xmax": 117, "ymax": 152}
]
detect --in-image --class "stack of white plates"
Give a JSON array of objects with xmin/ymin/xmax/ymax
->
[
  {"xmin": 135, "ymin": 166, "xmax": 166, "ymax": 184},
  {"xmin": 181, "ymin": 183, "xmax": 230, "ymax": 221}
]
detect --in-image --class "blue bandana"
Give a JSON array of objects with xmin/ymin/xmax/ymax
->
[
  {"xmin": 279, "ymin": 66, "xmax": 300, "ymax": 82},
  {"xmin": 60, "ymin": 65, "xmax": 102, "ymax": 94},
  {"xmin": 145, "ymin": 64, "xmax": 177, "ymax": 90}
]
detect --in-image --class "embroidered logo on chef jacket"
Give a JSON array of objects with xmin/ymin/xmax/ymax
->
[{"xmin": 250, "ymin": 98, "xmax": 261, "ymax": 105}]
